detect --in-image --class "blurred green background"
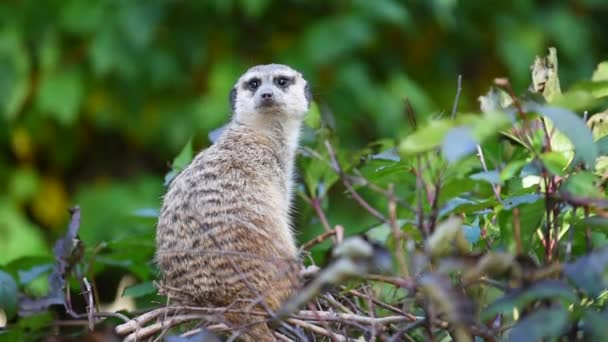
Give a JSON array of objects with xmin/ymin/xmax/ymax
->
[{"xmin": 1, "ymin": 0, "xmax": 608, "ymax": 266}]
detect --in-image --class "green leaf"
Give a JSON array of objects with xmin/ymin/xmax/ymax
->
[
  {"xmin": 426, "ymin": 217, "xmax": 470, "ymax": 257},
  {"xmin": 399, "ymin": 111, "xmax": 510, "ymax": 155},
  {"xmin": 500, "ymin": 160, "xmax": 527, "ymax": 181},
  {"xmin": 561, "ymin": 171, "xmax": 601, "ymax": 199},
  {"xmin": 172, "ymin": 137, "xmax": 193, "ymax": 172},
  {"xmin": 122, "ymin": 281, "xmax": 156, "ymax": 298},
  {"xmin": 550, "ymin": 89, "xmax": 601, "ymax": 111},
  {"xmin": 497, "ymin": 197, "xmax": 544, "ymax": 253},
  {"xmin": 568, "ymin": 81, "xmax": 608, "ymax": 101},
  {"xmin": 304, "ymin": 101, "xmax": 321, "ymax": 129},
  {"xmin": 399, "ymin": 119, "xmax": 453, "ymax": 154},
  {"xmin": 539, "ymin": 151, "xmax": 568, "ymax": 176},
  {"xmin": 0, "ymin": 270, "xmax": 18, "ymax": 319},
  {"xmin": 36, "ymin": 68, "xmax": 84, "ymax": 125},
  {"xmin": 589, "ymin": 111, "xmax": 608, "ymax": 140},
  {"xmin": 482, "ymin": 280, "xmax": 576, "ymax": 319},
  {"xmin": 535, "ymin": 106, "xmax": 597, "ymax": 168},
  {"xmin": 0, "ymin": 27, "xmax": 30, "ymax": 120},
  {"xmin": 507, "ymin": 306, "xmax": 569, "ymax": 342},
  {"xmin": 592, "ymin": 61, "xmax": 608, "ymax": 82},
  {"xmin": 583, "ymin": 309, "xmax": 608, "ymax": 341}
]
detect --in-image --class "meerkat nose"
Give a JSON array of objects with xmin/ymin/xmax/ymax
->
[{"xmin": 261, "ymin": 92, "xmax": 273, "ymax": 99}]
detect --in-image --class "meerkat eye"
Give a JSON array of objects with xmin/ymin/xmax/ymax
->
[
  {"xmin": 275, "ymin": 76, "xmax": 290, "ymax": 87},
  {"xmin": 247, "ymin": 79, "xmax": 260, "ymax": 91}
]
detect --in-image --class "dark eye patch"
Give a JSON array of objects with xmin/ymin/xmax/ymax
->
[
  {"xmin": 274, "ymin": 76, "xmax": 294, "ymax": 88},
  {"xmin": 244, "ymin": 78, "xmax": 261, "ymax": 91}
]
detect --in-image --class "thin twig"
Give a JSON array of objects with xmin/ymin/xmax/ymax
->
[
  {"xmin": 451, "ymin": 74, "xmax": 463, "ymax": 119},
  {"xmin": 513, "ymin": 207, "xmax": 523, "ymax": 255},
  {"xmin": 325, "ymin": 140, "xmax": 388, "ymax": 223},
  {"xmin": 82, "ymin": 277, "xmax": 95, "ymax": 331},
  {"xmin": 286, "ymin": 318, "xmax": 347, "ymax": 342},
  {"xmin": 301, "ymin": 226, "xmax": 340, "ymax": 251}
]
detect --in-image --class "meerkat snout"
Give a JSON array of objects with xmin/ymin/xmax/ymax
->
[{"xmin": 230, "ymin": 63, "xmax": 312, "ymax": 121}]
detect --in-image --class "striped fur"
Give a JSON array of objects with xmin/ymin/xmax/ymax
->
[{"xmin": 155, "ymin": 64, "xmax": 310, "ymax": 341}]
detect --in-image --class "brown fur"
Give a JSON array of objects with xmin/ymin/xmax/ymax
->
[{"xmin": 155, "ymin": 64, "xmax": 310, "ymax": 341}]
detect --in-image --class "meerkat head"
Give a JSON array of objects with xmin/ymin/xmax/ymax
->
[{"xmin": 229, "ymin": 64, "xmax": 312, "ymax": 124}]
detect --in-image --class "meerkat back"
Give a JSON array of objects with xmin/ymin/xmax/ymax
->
[{"xmin": 155, "ymin": 64, "xmax": 311, "ymax": 341}]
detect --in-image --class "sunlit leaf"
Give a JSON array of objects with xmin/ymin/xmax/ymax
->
[
  {"xmin": 561, "ymin": 171, "xmax": 601, "ymax": 199},
  {"xmin": 592, "ymin": 61, "xmax": 608, "ymax": 82},
  {"xmin": 0, "ymin": 27, "xmax": 30, "ymax": 120},
  {"xmin": 539, "ymin": 151, "xmax": 568, "ymax": 176},
  {"xmin": 122, "ymin": 281, "xmax": 156, "ymax": 298},
  {"xmin": 304, "ymin": 101, "xmax": 321, "ymax": 130},
  {"xmin": 426, "ymin": 217, "xmax": 470, "ymax": 257},
  {"xmin": 534, "ymin": 106, "xmax": 597, "ymax": 168},
  {"xmin": 399, "ymin": 111, "xmax": 510, "ymax": 155}
]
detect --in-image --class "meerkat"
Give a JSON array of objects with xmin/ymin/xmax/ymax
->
[{"xmin": 155, "ymin": 64, "xmax": 311, "ymax": 341}]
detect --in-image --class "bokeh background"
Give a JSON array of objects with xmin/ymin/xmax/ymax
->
[{"xmin": 1, "ymin": 0, "xmax": 608, "ymax": 268}]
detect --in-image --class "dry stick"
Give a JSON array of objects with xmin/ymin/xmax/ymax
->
[
  {"xmin": 388, "ymin": 184, "xmax": 409, "ymax": 277},
  {"xmin": 584, "ymin": 206, "xmax": 593, "ymax": 252},
  {"xmin": 346, "ymin": 289, "xmax": 418, "ymax": 321},
  {"xmin": 301, "ymin": 227, "xmax": 339, "ymax": 250},
  {"xmin": 308, "ymin": 302, "xmax": 342, "ymax": 342},
  {"xmin": 365, "ymin": 273, "xmax": 415, "ymax": 289},
  {"xmin": 351, "ymin": 171, "xmax": 417, "ymax": 213},
  {"xmin": 286, "ymin": 318, "xmax": 347, "ymax": 342},
  {"xmin": 451, "ymin": 75, "xmax": 463, "ymax": 119},
  {"xmin": 309, "ymin": 196, "xmax": 333, "ymax": 233},
  {"xmin": 293, "ymin": 310, "xmax": 415, "ymax": 325},
  {"xmin": 364, "ymin": 286, "xmax": 378, "ymax": 341},
  {"xmin": 543, "ymin": 173, "xmax": 553, "ymax": 262},
  {"xmin": 124, "ymin": 314, "xmax": 211, "ymax": 342},
  {"xmin": 324, "ymin": 140, "xmax": 389, "ymax": 224},
  {"xmin": 274, "ymin": 331, "xmax": 295, "ymax": 342},
  {"xmin": 415, "ymin": 156, "xmax": 428, "ymax": 237},
  {"xmin": 82, "ymin": 277, "xmax": 95, "ymax": 331},
  {"xmin": 513, "ymin": 207, "xmax": 523, "ymax": 255},
  {"xmin": 477, "ymin": 145, "xmax": 502, "ymax": 203},
  {"xmin": 322, "ymin": 293, "xmax": 354, "ymax": 314},
  {"xmin": 566, "ymin": 206, "xmax": 577, "ymax": 262}
]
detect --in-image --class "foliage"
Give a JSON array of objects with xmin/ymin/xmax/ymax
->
[{"xmin": 2, "ymin": 0, "xmax": 608, "ymax": 341}]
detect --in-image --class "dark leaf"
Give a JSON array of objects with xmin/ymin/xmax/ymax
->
[
  {"xmin": 19, "ymin": 207, "xmax": 82, "ymax": 316},
  {"xmin": 482, "ymin": 280, "xmax": 577, "ymax": 319},
  {"xmin": 0, "ymin": 270, "xmax": 18, "ymax": 319},
  {"xmin": 564, "ymin": 246, "xmax": 608, "ymax": 297},
  {"xmin": 582, "ymin": 309, "xmax": 608, "ymax": 341},
  {"xmin": 419, "ymin": 273, "xmax": 475, "ymax": 327},
  {"xmin": 122, "ymin": 281, "xmax": 156, "ymax": 298},
  {"xmin": 507, "ymin": 306, "xmax": 569, "ymax": 342}
]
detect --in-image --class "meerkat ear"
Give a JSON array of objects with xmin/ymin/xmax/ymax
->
[
  {"xmin": 229, "ymin": 87, "xmax": 237, "ymax": 113},
  {"xmin": 304, "ymin": 82, "xmax": 312, "ymax": 108}
]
